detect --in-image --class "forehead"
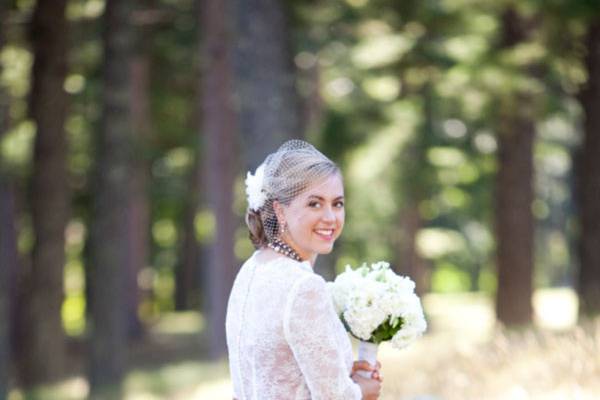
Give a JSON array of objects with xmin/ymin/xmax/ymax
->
[{"xmin": 297, "ymin": 173, "xmax": 344, "ymax": 200}]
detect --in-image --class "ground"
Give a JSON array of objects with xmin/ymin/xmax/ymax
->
[{"xmin": 8, "ymin": 288, "xmax": 600, "ymax": 400}]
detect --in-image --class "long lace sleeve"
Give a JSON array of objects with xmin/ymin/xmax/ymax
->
[{"xmin": 283, "ymin": 274, "xmax": 362, "ymax": 400}]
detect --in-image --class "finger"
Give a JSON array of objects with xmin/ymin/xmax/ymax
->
[
  {"xmin": 350, "ymin": 372, "xmax": 369, "ymax": 383},
  {"xmin": 376, "ymin": 361, "xmax": 382, "ymax": 370},
  {"xmin": 352, "ymin": 361, "xmax": 374, "ymax": 372}
]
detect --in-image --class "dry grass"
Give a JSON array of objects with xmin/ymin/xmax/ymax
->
[
  {"xmin": 9, "ymin": 289, "xmax": 599, "ymax": 400},
  {"xmin": 190, "ymin": 288, "xmax": 600, "ymax": 400},
  {"xmin": 379, "ymin": 324, "xmax": 600, "ymax": 400},
  {"xmin": 380, "ymin": 290, "xmax": 600, "ymax": 400},
  {"xmin": 379, "ymin": 291, "xmax": 600, "ymax": 400}
]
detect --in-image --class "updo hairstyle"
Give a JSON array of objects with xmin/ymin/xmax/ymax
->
[{"xmin": 245, "ymin": 140, "xmax": 340, "ymax": 249}]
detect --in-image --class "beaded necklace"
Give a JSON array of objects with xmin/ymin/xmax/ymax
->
[{"xmin": 267, "ymin": 238, "xmax": 303, "ymax": 262}]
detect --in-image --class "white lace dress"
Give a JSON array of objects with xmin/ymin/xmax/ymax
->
[{"xmin": 225, "ymin": 252, "xmax": 362, "ymax": 400}]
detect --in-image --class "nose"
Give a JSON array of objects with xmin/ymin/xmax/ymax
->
[{"xmin": 321, "ymin": 205, "xmax": 335, "ymax": 222}]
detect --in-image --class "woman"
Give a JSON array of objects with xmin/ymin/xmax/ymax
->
[{"xmin": 226, "ymin": 140, "xmax": 382, "ymax": 399}]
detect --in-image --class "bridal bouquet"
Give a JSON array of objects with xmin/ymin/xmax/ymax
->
[{"xmin": 329, "ymin": 261, "xmax": 427, "ymax": 376}]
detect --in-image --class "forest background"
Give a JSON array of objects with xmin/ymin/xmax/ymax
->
[{"xmin": 1, "ymin": 0, "xmax": 600, "ymax": 399}]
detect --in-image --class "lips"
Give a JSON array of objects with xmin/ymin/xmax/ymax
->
[{"xmin": 314, "ymin": 228, "xmax": 335, "ymax": 241}]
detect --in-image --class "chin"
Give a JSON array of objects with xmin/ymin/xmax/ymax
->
[{"xmin": 316, "ymin": 243, "xmax": 335, "ymax": 255}]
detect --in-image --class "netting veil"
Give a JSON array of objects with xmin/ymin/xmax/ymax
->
[{"xmin": 245, "ymin": 140, "xmax": 339, "ymax": 247}]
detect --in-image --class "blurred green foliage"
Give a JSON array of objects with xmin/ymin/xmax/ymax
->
[{"xmin": 0, "ymin": 0, "xmax": 591, "ymax": 342}]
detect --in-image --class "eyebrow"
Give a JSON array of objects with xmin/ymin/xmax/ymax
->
[{"xmin": 307, "ymin": 195, "xmax": 344, "ymax": 201}]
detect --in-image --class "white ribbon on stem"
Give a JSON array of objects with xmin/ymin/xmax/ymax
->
[{"xmin": 356, "ymin": 341, "xmax": 378, "ymax": 378}]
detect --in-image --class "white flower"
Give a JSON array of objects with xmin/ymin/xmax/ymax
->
[
  {"xmin": 329, "ymin": 260, "xmax": 427, "ymax": 349},
  {"xmin": 245, "ymin": 163, "xmax": 267, "ymax": 210}
]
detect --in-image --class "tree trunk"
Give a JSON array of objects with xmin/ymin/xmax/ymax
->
[
  {"xmin": 0, "ymin": 4, "xmax": 12, "ymax": 395},
  {"xmin": 201, "ymin": 0, "xmax": 238, "ymax": 359},
  {"xmin": 126, "ymin": 20, "xmax": 153, "ymax": 339},
  {"xmin": 231, "ymin": 0, "xmax": 299, "ymax": 168},
  {"xmin": 88, "ymin": 0, "xmax": 133, "ymax": 396},
  {"xmin": 300, "ymin": 56, "xmax": 324, "ymax": 136},
  {"xmin": 19, "ymin": 0, "xmax": 69, "ymax": 387},
  {"xmin": 577, "ymin": 17, "xmax": 600, "ymax": 316},
  {"xmin": 395, "ymin": 84, "xmax": 433, "ymax": 296},
  {"xmin": 494, "ymin": 8, "xmax": 536, "ymax": 327},
  {"xmin": 0, "ymin": 98, "xmax": 15, "ymax": 399},
  {"xmin": 0, "ymin": 180, "xmax": 16, "ymax": 399},
  {"xmin": 396, "ymin": 202, "xmax": 428, "ymax": 296},
  {"xmin": 495, "ymin": 101, "xmax": 535, "ymax": 325},
  {"xmin": 176, "ymin": 86, "xmax": 206, "ymax": 312},
  {"xmin": 176, "ymin": 165, "xmax": 201, "ymax": 311}
]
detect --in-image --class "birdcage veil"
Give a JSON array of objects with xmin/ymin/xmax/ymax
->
[{"xmin": 245, "ymin": 139, "xmax": 340, "ymax": 248}]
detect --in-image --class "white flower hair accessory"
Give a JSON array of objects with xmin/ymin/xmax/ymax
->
[{"xmin": 245, "ymin": 163, "xmax": 267, "ymax": 211}]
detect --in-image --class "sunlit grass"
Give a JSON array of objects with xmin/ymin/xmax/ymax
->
[
  {"xmin": 126, "ymin": 360, "xmax": 229, "ymax": 399},
  {"xmin": 8, "ymin": 361, "xmax": 230, "ymax": 400},
  {"xmin": 151, "ymin": 311, "xmax": 204, "ymax": 335},
  {"xmin": 533, "ymin": 288, "xmax": 578, "ymax": 330},
  {"xmin": 381, "ymin": 289, "xmax": 599, "ymax": 399},
  {"xmin": 8, "ymin": 378, "xmax": 88, "ymax": 400},
  {"xmin": 10, "ymin": 289, "xmax": 599, "ymax": 400},
  {"xmin": 185, "ymin": 288, "xmax": 599, "ymax": 400}
]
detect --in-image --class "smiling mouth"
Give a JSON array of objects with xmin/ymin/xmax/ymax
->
[{"xmin": 314, "ymin": 228, "xmax": 335, "ymax": 241}]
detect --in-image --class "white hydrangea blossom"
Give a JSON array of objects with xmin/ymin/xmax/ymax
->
[
  {"xmin": 245, "ymin": 163, "xmax": 267, "ymax": 210},
  {"xmin": 391, "ymin": 308, "xmax": 427, "ymax": 349},
  {"xmin": 329, "ymin": 261, "xmax": 427, "ymax": 349}
]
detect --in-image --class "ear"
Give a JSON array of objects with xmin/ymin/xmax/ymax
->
[{"xmin": 272, "ymin": 200, "xmax": 286, "ymax": 226}]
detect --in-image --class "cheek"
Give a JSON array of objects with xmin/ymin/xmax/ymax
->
[
  {"xmin": 299, "ymin": 215, "xmax": 321, "ymax": 239},
  {"xmin": 337, "ymin": 210, "xmax": 345, "ymax": 226},
  {"xmin": 291, "ymin": 214, "xmax": 314, "ymax": 234},
  {"xmin": 337, "ymin": 214, "xmax": 345, "ymax": 235},
  {"xmin": 285, "ymin": 207, "xmax": 306, "ymax": 228}
]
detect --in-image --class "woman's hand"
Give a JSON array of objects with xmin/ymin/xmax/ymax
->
[
  {"xmin": 352, "ymin": 360, "xmax": 383, "ymax": 381},
  {"xmin": 352, "ymin": 360, "xmax": 382, "ymax": 399},
  {"xmin": 351, "ymin": 372, "xmax": 381, "ymax": 400}
]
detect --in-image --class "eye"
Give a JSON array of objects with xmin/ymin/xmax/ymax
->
[
  {"xmin": 308, "ymin": 201, "xmax": 321, "ymax": 208},
  {"xmin": 334, "ymin": 201, "xmax": 345, "ymax": 208}
]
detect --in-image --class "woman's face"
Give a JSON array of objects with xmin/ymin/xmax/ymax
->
[{"xmin": 277, "ymin": 173, "xmax": 345, "ymax": 264}]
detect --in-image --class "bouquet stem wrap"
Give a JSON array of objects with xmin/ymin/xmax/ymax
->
[{"xmin": 356, "ymin": 341, "xmax": 378, "ymax": 378}]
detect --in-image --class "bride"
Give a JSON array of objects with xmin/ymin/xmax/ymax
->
[{"xmin": 226, "ymin": 140, "xmax": 382, "ymax": 399}]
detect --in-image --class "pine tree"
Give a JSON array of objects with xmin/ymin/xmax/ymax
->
[{"xmin": 88, "ymin": 0, "xmax": 134, "ymax": 395}]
